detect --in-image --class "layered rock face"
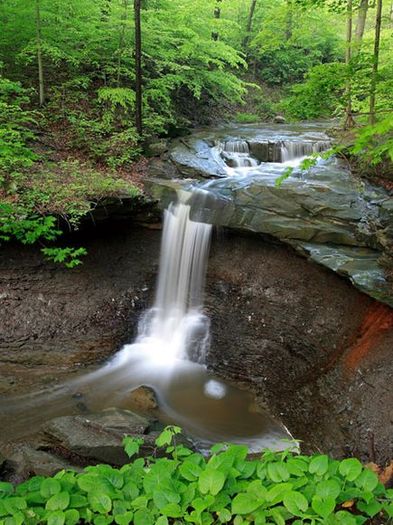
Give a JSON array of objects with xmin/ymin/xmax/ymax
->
[{"xmin": 148, "ymin": 122, "xmax": 393, "ymax": 307}]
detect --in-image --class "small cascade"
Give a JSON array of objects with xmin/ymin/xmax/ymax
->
[
  {"xmin": 220, "ymin": 139, "xmax": 259, "ymax": 168},
  {"xmin": 280, "ymin": 140, "xmax": 331, "ymax": 162}
]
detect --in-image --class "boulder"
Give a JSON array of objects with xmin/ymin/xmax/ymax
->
[
  {"xmin": 274, "ymin": 115, "xmax": 286, "ymax": 124},
  {"xmin": 123, "ymin": 385, "xmax": 158, "ymax": 412},
  {"xmin": 40, "ymin": 409, "xmax": 156, "ymax": 466},
  {"xmin": 2, "ymin": 445, "xmax": 75, "ymax": 483}
]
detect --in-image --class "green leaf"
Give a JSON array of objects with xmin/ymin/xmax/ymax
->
[
  {"xmin": 198, "ymin": 469, "xmax": 226, "ymax": 496},
  {"xmin": 155, "ymin": 517, "xmax": 169, "ymax": 525},
  {"xmin": 355, "ymin": 469, "xmax": 378, "ymax": 492},
  {"xmin": 309, "ymin": 455, "xmax": 329, "ymax": 476},
  {"xmin": 179, "ymin": 460, "xmax": 203, "ymax": 481},
  {"xmin": 357, "ymin": 499, "xmax": 382, "ymax": 517},
  {"xmin": 267, "ymin": 462, "xmax": 290, "ymax": 482},
  {"xmin": 231, "ymin": 493, "xmax": 261, "ymax": 514},
  {"xmin": 40, "ymin": 479, "xmax": 62, "ymax": 498},
  {"xmin": 283, "ymin": 490, "xmax": 309, "ymax": 516},
  {"xmin": 315, "ymin": 479, "xmax": 341, "ymax": 500},
  {"xmin": 217, "ymin": 508, "xmax": 232, "ymax": 523},
  {"xmin": 47, "ymin": 511, "xmax": 66, "ymax": 525},
  {"xmin": 312, "ymin": 495, "xmax": 336, "ymax": 518},
  {"xmin": 335, "ymin": 510, "xmax": 357, "ymax": 525},
  {"xmin": 123, "ymin": 437, "xmax": 143, "ymax": 459},
  {"xmin": 88, "ymin": 492, "xmax": 112, "ymax": 514},
  {"xmin": 134, "ymin": 508, "xmax": 154, "ymax": 525},
  {"xmin": 46, "ymin": 491, "xmax": 70, "ymax": 511},
  {"xmin": 338, "ymin": 459, "xmax": 362, "ymax": 482},
  {"xmin": 64, "ymin": 509, "xmax": 79, "ymax": 525},
  {"xmin": 114, "ymin": 512, "xmax": 134, "ymax": 525},
  {"xmin": 161, "ymin": 502, "xmax": 183, "ymax": 518}
]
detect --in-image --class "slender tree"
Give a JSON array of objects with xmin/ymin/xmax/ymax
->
[
  {"xmin": 344, "ymin": 0, "xmax": 355, "ymax": 128},
  {"xmin": 354, "ymin": 0, "xmax": 369, "ymax": 51},
  {"xmin": 117, "ymin": 0, "xmax": 129, "ymax": 85},
  {"xmin": 35, "ymin": 0, "xmax": 45, "ymax": 106},
  {"xmin": 369, "ymin": 0, "xmax": 383, "ymax": 124},
  {"xmin": 286, "ymin": 0, "xmax": 293, "ymax": 41},
  {"xmin": 243, "ymin": 0, "xmax": 257, "ymax": 47},
  {"xmin": 212, "ymin": 0, "xmax": 222, "ymax": 41},
  {"xmin": 134, "ymin": 0, "xmax": 142, "ymax": 135}
]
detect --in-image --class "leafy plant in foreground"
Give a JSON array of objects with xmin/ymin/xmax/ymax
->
[{"xmin": 0, "ymin": 426, "xmax": 391, "ymax": 524}]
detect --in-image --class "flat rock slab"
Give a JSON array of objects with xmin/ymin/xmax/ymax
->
[{"xmin": 40, "ymin": 409, "xmax": 156, "ymax": 466}]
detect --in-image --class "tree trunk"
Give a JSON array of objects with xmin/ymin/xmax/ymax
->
[
  {"xmin": 354, "ymin": 0, "xmax": 369, "ymax": 51},
  {"xmin": 286, "ymin": 0, "xmax": 293, "ymax": 41},
  {"xmin": 117, "ymin": 0, "xmax": 128, "ymax": 85},
  {"xmin": 344, "ymin": 0, "xmax": 355, "ymax": 129},
  {"xmin": 369, "ymin": 0, "xmax": 383, "ymax": 124},
  {"xmin": 212, "ymin": 0, "xmax": 222, "ymax": 41},
  {"xmin": 134, "ymin": 0, "xmax": 142, "ymax": 135},
  {"xmin": 243, "ymin": 0, "xmax": 257, "ymax": 47},
  {"xmin": 35, "ymin": 0, "xmax": 45, "ymax": 106}
]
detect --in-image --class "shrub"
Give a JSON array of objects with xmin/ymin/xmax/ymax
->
[{"xmin": 0, "ymin": 426, "xmax": 391, "ymax": 524}]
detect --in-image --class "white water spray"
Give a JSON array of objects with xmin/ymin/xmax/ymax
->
[{"xmin": 137, "ymin": 194, "xmax": 212, "ymax": 365}]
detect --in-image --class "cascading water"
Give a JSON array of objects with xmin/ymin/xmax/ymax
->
[
  {"xmin": 136, "ymin": 194, "xmax": 212, "ymax": 364},
  {"xmin": 280, "ymin": 140, "xmax": 331, "ymax": 163},
  {"xmin": 221, "ymin": 139, "xmax": 259, "ymax": 168}
]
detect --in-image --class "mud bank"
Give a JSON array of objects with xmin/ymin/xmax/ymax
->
[{"xmin": 0, "ymin": 223, "xmax": 392, "ymax": 464}]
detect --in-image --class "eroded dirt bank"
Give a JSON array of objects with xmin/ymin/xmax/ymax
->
[{"xmin": 0, "ymin": 224, "xmax": 392, "ymax": 463}]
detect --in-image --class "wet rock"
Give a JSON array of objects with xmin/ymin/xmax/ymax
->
[
  {"xmin": 146, "ymin": 140, "xmax": 168, "ymax": 157},
  {"xmin": 274, "ymin": 115, "xmax": 286, "ymax": 124},
  {"xmin": 40, "ymin": 409, "xmax": 155, "ymax": 466},
  {"xmin": 2, "ymin": 445, "xmax": 75, "ymax": 483},
  {"xmin": 124, "ymin": 385, "xmax": 158, "ymax": 412},
  {"xmin": 147, "ymin": 122, "xmax": 393, "ymax": 308}
]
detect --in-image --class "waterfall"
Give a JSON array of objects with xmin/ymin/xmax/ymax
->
[
  {"xmin": 139, "ymin": 194, "xmax": 212, "ymax": 364},
  {"xmin": 280, "ymin": 140, "xmax": 331, "ymax": 162},
  {"xmin": 221, "ymin": 140, "xmax": 259, "ymax": 168}
]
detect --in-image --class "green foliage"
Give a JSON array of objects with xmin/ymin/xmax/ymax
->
[
  {"xmin": 351, "ymin": 116, "xmax": 393, "ymax": 167},
  {"xmin": 279, "ymin": 62, "xmax": 347, "ymax": 120},
  {"xmin": 234, "ymin": 112, "xmax": 261, "ymax": 123},
  {"xmin": 0, "ymin": 427, "xmax": 391, "ymax": 525},
  {"xmin": 0, "ymin": 77, "xmax": 37, "ymax": 192}
]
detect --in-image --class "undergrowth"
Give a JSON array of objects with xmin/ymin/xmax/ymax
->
[{"xmin": 0, "ymin": 426, "xmax": 392, "ymax": 525}]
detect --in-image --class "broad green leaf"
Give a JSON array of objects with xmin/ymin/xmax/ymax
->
[
  {"xmin": 315, "ymin": 479, "xmax": 341, "ymax": 500},
  {"xmin": 338, "ymin": 459, "xmax": 362, "ymax": 482},
  {"xmin": 312, "ymin": 495, "xmax": 336, "ymax": 518},
  {"xmin": 283, "ymin": 490, "xmax": 309, "ymax": 516},
  {"xmin": 47, "ymin": 511, "xmax": 66, "ymax": 525},
  {"xmin": 309, "ymin": 455, "xmax": 329, "ymax": 476},
  {"xmin": 114, "ymin": 512, "xmax": 134, "ymax": 525},
  {"xmin": 64, "ymin": 509, "xmax": 80, "ymax": 525},
  {"xmin": 40, "ymin": 479, "xmax": 62, "ymax": 498},
  {"xmin": 267, "ymin": 462, "xmax": 290, "ymax": 482},
  {"xmin": 88, "ymin": 492, "xmax": 112, "ymax": 514},
  {"xmin": 335, "ymin": 510, "xmax": 357, "ymax": 525},
  {"xmin": 46, "ymin": 491, "xmax": 70, "ymax": 511},
  {"xmin": 355, "ymin": 469, "xmax": 378, "ymax": 492},
  {"xmin": 198, "ymin": 469, "xmax": 226, "ymax": 496},
  {"xmin": 231, "ymin": 493, "xmax": 261, "ymax": 514},
  {"xmin": 134, "ymin": 508, "xmax": 154, "ymax": 525}
]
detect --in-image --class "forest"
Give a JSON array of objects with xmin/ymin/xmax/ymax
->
[{"xmin": 0, "ymin": 0, "xmax": 392, "ymax": 264}]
